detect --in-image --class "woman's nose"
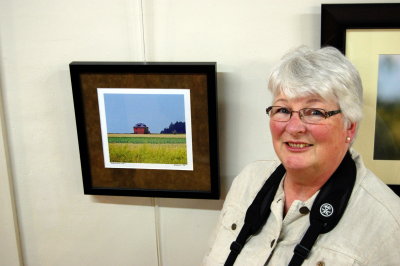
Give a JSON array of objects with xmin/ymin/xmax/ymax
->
[{"xmin": 285, "ymin": 112, "xmax": 307, "ymax": 134}]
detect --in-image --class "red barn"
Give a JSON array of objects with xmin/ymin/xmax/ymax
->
[{"xmin": 133, "ymin": 123, "xmax": 150, "ymax": 134}]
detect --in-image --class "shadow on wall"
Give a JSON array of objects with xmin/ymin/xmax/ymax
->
[
  {"xmin": 92, "ymin": 195, "xmax": 224, "ymax": 211},
  {"xmin": 216, "ymin": 71, "xmax": 240, "ymax": 199}
]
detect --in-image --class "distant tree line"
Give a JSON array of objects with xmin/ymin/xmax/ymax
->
[{"xmin": 160, "ymin": 121, "xmax": 186, "ymax": 134}]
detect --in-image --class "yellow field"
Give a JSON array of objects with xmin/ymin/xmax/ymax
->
[{"xmin": 108, "ymin": 142, "xmax": 187, "ymax": 164}]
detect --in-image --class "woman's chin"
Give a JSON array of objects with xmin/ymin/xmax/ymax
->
[{"xmin": 282, "ymin": 156, "xmax": 312, "ymax": 171}]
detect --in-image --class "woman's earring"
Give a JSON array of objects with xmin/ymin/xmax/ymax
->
[{"xmin": 346, "ymin": 137, "xmax": 351, "ymax": 142}]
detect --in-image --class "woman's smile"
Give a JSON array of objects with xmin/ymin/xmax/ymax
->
[{"xmin": 285, "ymin": 141, "xmax": 313, "ymax": 150}]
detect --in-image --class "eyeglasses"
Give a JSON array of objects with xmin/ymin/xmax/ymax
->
[{"xmin": 266, "ymin": 106, "xmax": 342, "ymax": 124}]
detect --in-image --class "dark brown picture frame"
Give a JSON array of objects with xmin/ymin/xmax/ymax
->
[
  {"xmin": 321, "ymin": 3, "xmax": 400, "ymax": 196},
  {"xmin": 69, "ymin": 62, "xmax": 219, "ymax": 199}
]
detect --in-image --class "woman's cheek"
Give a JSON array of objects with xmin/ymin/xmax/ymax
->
[
  {"xmin": 269, "ymin": 121, "xmax": 285, "ymax": 138},
  {"xmin": 307, "ymin": 124, "xmax": 333, "ymax": 142}
]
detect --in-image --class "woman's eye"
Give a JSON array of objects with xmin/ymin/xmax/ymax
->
[
  {"xmin": 305, "ymin": 109, "xmax": 325, "ymax": 116},
  {"xmin": 276, "ymin": 108, "xmax": 290, "ymax": 114}
]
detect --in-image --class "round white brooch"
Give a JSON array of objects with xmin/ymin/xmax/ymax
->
[{"xmin": 320, "ymin": 203, "xmax": 334, "ymax": 217}]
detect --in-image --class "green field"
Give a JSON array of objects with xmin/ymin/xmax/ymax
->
[{"xmin": 108, "ymin": 134, "xmax": 187, "ymax": 164}]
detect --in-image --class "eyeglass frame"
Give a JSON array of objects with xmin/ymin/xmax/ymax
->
[{"xmin": 265, "ymin": 106, "xmax": 342, "ymax": 124}]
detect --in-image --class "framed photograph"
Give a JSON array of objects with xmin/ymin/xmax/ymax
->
[
  {"xmin": 69, "ymin": 62, "xmax": 219, "ymax": 199},
  {"xmin": 321, "ymin": 3, "xmax": 400, "ymax": 196}
]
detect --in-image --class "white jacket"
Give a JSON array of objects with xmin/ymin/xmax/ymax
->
[{"xmin": 203, "ymin": 150, "xmax": 400, "ymax": 265}]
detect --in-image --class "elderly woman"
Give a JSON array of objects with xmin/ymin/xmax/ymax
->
[{"xmin": 204, "ymin": 46, "xmax": 400, "ymax": 265}]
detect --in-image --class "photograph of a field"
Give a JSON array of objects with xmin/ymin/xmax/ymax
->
[
  {"xmin": 374, "ymin": 54, "xmax": 400, "ymax": 160},
  {"xmin": 108, "ymin": 134, "xmax": 187, "ymax": 164},
  {"xmin": 97, "ymin": 88, "xmax": 193, "ymax": 170}
]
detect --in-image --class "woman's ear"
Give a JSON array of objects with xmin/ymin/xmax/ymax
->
[{"xmin": 346, "ymin": 122, "xmax": 357, "ymax": 143}]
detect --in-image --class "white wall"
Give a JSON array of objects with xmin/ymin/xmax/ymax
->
[
  {"xmin": 1, "ymin": 0, "xmax": 397, "ymax": 265},
  {"xmin": 0, "ymin": 86, "xmax": 22, "ymax": 265}
]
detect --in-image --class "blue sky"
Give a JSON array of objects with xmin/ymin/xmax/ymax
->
[
  {"xmin": 377, "ymin": 54, "xmax": 400, "ymax": 102},
  {"xmin": 103, "ymin": 92, "xmax": 186, "ymax": 134}
]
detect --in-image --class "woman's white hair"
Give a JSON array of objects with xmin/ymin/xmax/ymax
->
[{"xmin": 268, "ymin": 46, "xmax": 363, "ymax": 128}]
